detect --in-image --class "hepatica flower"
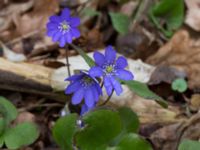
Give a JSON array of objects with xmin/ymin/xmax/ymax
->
[
  {"xmin": 89, "ymin": 46, "xmax": 133, "ymax": 96},
  {"xmin": 46, "ymin": 8, "xmax": 80, "ymax": 47},
  {"xmin": 65, "ymin": 72, "xmax": 102, "ymax": 109}
]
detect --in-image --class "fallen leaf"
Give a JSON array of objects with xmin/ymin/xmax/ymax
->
[
  {"xmin": 0, "ymin": 0, "xmax": 59, "ymax": 42},
  {"xmin": 185, "ymin": 0, "xmax": 200, "ymax": 31},
  {"xmin": 150, "ymin": 113, "xmax": 200, "ymax": 150},
  {"xmin": 120, "ymin": 1, "xmax": 138, "ymax": 17},
  {"xmin": 190, "ymin": 94, "xmax": 200, "ymax": 112},
  {"xmin": 0, "ymin": 0, "xmax": 34, "ymax": 41},
  {"xmin": 15, "ymin": 0, "xmax": 59, "ymax": 36},
  {"xmin": 0, "ymin": 41, "xmax": 26, "ymax": 62},
  {"xmin": 147, "ymin": 29, "xmax": 200, "ymax": 89}
]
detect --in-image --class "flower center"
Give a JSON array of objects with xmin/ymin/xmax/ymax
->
[
  {"xmin": 106, "ymin": 66, "xmax": 114, "ymax": 73},
  {"xmin": 80, "ymin": 76, "xmax": 94, "ymax": 87},
  {"xmin": 58, "ymin": 21, "xmax": 70, "ymax": 34},
  {"xmin": 103, "ymin": 64, "xmax": 116, "ymax": 75}
]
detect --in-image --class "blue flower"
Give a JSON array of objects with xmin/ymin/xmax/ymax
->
[
  {"xmin": 46, "ymin": 8, "xmax": 80, "ymax": 47},
  {"xmin": 89, "ymin": 46, "xmax": 134, "ymax": 96},
  {"xmin": 65, "ymin": 72, "xmax": 102, "ymax": 109}
]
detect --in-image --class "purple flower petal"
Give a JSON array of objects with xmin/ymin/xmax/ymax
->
[
  {"xmin": 65, "ymin": 32, "xmax": 72, "ymax": 43},
  {"xmin": 65, "ymin": 74, "xmax": 83, "ymax": 81},
  {"xmin": 89, "ymin": 66, "xmax": 103, "ymax": 77},
  {"xmin": 116, "ymin": 69, "xmax": 133, "ymax": 80},
  {"xmin": 110, "ymin": 77, "xmax": 122, "ymax": 96},
  {"xmin": 104, "ymin": 76, "xmax": 113, "ymax": 95},
  {"xmin": 93, "ymin": 51, "xmax": 105, "ymax": 67},
  {"xmin": 50, "ymin": 15, "xmax": 61, "ymax": 23},
  {"xmin": 46, "ymin": 22, "xmax": 58, "ymax": 30},
  {"xmin": 71, "ymin": 28, "xmax": 80, "ymax": 38},
  {"xmin": 81, "ymin": 104, "xmax": 89, "ymax": 115},
  {"xmin": 65, "ymin": 81, "xmax": 81, "ymax": 94},
  {"xmin": 52, "ymin": 32, "xmax": 62, "ymax": 42},
  {"xmin": 47, "ymin": 30, "xmax": 57, "ymax": 37},
  {"xmin": 91, "ymin": 86, "xmax": 99, "ymax": 102},
  {"xmin": 72, "ymin": 88, "xmax": 84, "ymax": 105},
  {"xmin": 116, "ymin": 56, "xmax": 128, "ymax": 69},
  {"xmin": 59, "ymin": 36, "xmax": 66, "ymax": 47},
  {"xmin": 84, "ymin": 89, "xmax": 95, "ymax": 108},
  {"xmin": 61, "ymin": 8, "xmax": 70, "ymax": 19},
  {"xmin": 70, "ymin": 17, "xmax": 80, "ymax": 27},
  {"xmin": 105, "ymin": 45, "xmax": 116, "ymax": 63},
  {"xmin": 95, "ymin": 83, "xmax": 102, "ymax": 95}
]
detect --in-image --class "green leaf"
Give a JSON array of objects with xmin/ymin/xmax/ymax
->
[
  {"xmin": 76, "ymin": 109, "xmax": 122, "ymax": 150},
  {"xmin": 4, "ymin": 122, "xmax": 39, "ymax": 149},
  {"xmin": 149, "ymin": 0, "xmax": 184, "ymax": 37},
  {"xmin": 172, "ymin": 78, "xmax": 187, "ymax": 93},
  {"xmin": 70, "ymin": 43, "xmax": 95, "ymax": 67},
  {"xmin": 112, "ymin": 133, "xmax": 152, "ymax": 150},
  {"xmin": 52, "ymin": 114, "xmax": 78, "ymax": 150},
  {"xmin": 122, "ymin": 80, "xmax": 168, "ymax": 108},
  {"xmin": 0, "ymin": 97, "xmax": 18, "ymax": 125},
  {"xmin": 83, "ymin": 8, "xmax": 100, "ymax": 17},
  {"xmin": 178, "ymin": 140, "xmax": 200, "ymax": 150},
  {"xmin": 0, "ymin": 118, "xmax": 5, "ymax": 135},
  {"xmin": 118, "ymin": 107, "xmax": 139, "ymax": 133},
  {"xmin": 111, "ymin": 107, "xmax": 139, "ymax": 145},
  {"xmin": 0, "ymin": 135, "xmax": 4, "ymax": 148},
  {"xmin": 109, "ymin": 12, "xmax": 130, "ymax": 35}
]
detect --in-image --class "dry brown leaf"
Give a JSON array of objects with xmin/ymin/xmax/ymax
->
[
  {"xmin": 147, "ymin": 29, "xmax": 200, "ymax": 89},
  {"xmin": 185, "ymin": 0, "xmax": 200, "ymax": 31},
  {"xmin": 15, "ymin": 111, "xmax": 36, "ymax": 124},
  {"xmin": 120, "ymin": 1, "xmax": 138, "ymax": 17},
  {"xmin": 15, "ymin": 0, "xmax": 59, "ymax": 36},
  {"xmin": 0, "ymin": 0, "xmax": 59, "ymax": 42},
  {"xmin": 190, "ymin": 94, "xmax": 200, "ymax": 111},
  {"xmin": 150, "ymin": 112, "xmax": 200, "ymax": 150}
]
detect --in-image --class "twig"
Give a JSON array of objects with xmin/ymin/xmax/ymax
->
[
  {"xmin": 131, "ymin": 0, "xmax": 147, "ymax": 29},
  {"xmin": 18, "ymin": 103, "xmax": 63, "ymax": 112}
]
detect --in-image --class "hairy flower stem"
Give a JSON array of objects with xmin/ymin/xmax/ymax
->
[
  {"xmin": 65, "ymin": 45, "xmax": 71, "ymax": 77},
  {"xmin": 100, "ymin": 90, "xmax": 114, "ymax": 106}
]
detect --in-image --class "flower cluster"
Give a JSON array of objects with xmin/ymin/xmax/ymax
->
[
  {"xmin": 64, "ymin": 46, "xmax": 133, "ymax": 114},
  {"xmin": 47, "ymin": 8, "xmax": 134, "ymax": 115}
]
